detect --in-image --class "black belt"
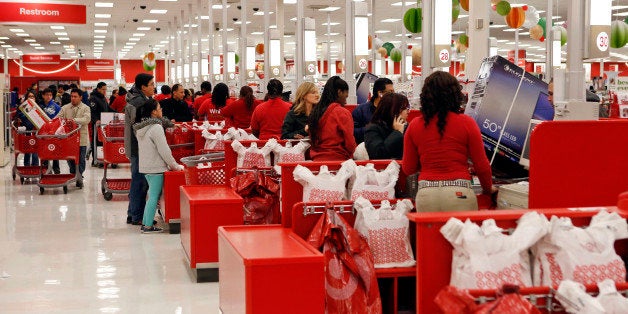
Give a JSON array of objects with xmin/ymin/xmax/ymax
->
[{"xmin": 417, "ymin": 179, "xmax": 471, "ymax": 189}]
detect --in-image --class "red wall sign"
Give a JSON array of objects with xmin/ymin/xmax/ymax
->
[
  {"xmin": 23, "ymin": 54, "xmax": 60, "ymax": 64},
  {"xmin": 0, "ymin": 2, "xmax": 86, "ymax": 24}
]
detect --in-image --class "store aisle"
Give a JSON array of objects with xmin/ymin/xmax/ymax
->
[{"xmin": 0, "ymin": 161, "xmax": 219, "ymax": 313}]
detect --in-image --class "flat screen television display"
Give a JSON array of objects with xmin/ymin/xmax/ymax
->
[
  {"xmin": 356, "ymin": 72, "xmax": 379, "ymax": 105},
  {"xmin": 465, "ymin": 56, "xmax": 551, "ymax": 178}
]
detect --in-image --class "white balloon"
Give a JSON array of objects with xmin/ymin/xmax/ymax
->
[
  {"xmin": 523, "ymin": 6, "xmax": 540, "ymax": 29},
  {"xmin": 373, "ymin": 37, "xmax": 384, "ymax": 49}
]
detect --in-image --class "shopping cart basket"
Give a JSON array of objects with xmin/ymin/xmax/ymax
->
[
  {"xmin": 180, "ymin": 152, "xmax": 226, "ymax": 185},
  {"xmin": 11, "ymin": 121, "xmax": 39, "ymax": 184},
  {"xmin": 99, "ymin": 122, "xmax": 130, "ymax": 200},
  {"xmin": 36, "ymin": 119, "xmax": 81, "ymax": 194}
]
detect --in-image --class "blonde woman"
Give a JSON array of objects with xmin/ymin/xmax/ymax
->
[{"xmin": 281, "ymin": 82, "xmax": 320, "ymax": 139}]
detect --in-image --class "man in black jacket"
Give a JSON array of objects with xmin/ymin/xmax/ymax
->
[
  {"xmin": 89, "ymin": 82, "xmax": 113, "ymax": 165},
  {"xmin": 160, "ymin": 83, "xmax": 193, "ymax": 122}
]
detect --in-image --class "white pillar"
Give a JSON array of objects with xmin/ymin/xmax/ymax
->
[
  {"xmin": 239, "ymin": 0, "xmax": 248, "ymax": 89},
  {"xmin": 466, "ymin": 0, "xmax": 490, "ymax": 80},
  {"xmin": 167, "ymin": 21, "xmax": 172, "ymax": 84},
  {"xmin": 296, "ymin": 0, "xmax": 304, "ymax": 86},
  {"xmin": 187, "ymin": 3, "xmax": 193, "ymax": 85},
  {"xmin": 345, "ymin": 0, "xmax": 357, "ymax": 104},
  {"xmin": 276, "ymin": 0, "xmax": 285, "ymax": 79},
  {"xmin": 421, "ymin": 0, "xmax": 434, "ymax": 78},
  {"xmin": 208, "ymin": 0, "xmax": 215, "ymax": 86},
  {"xmin": 263, "ymin": 0, "xmax": 271, "ymax": 93},
  {"xmin": 113, "ymin": 26, "xmax": 118, "ymax": 84},
  {"xmin": 545, "ymin": 0, "xmax": 554, "ymax": 81},
  {"xmin": 222, "ymin": 0, "xmax": 229, "ymax": 83},
  {"xmin": 327, "ymin": 13, "xmax": 332, "ymax": 77},
  {"xmin": 179, "ymin": 11, "xmax": 185, "ymax": 84},
  {"xmin": 197, "ymin": 0, "xmax": 203, "ymax": 84},
  {"xmin": 567, "ymin": 0, "xmax": 585, "ymax": 101},
  {"xmin": 401, "ymin": 1, "xmax": 408, "ymax": 81}
]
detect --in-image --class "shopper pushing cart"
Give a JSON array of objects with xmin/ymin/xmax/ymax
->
[{"xmin": 57, "ymin": 88, "xmax": 91, "ymax": 188}]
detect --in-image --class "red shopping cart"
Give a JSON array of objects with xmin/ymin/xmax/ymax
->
[
  {"xmin": 11, "ymin": 121, "xmax": 39, "ymax": 184},
  {"xmin": 98, "ymin": 122, "xmax": 130, "ymax": 201},
  {"xmin": 36, "ymin": 119, "xmax": 81, "ymax": 194},
  {"xmin": 180, "ymin": 152, "xmax": 226, "ymax": 185},
  {"xmin": 166, "ymin": 122, "xmax": 196, "ymax": 163}
]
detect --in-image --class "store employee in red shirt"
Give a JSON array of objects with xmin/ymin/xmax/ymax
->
[
  {"xmin": 250, "ymin": 79, "xmax": 292, "ymax": 140},
  {"xmin": 402, "ymin": 71, "xmax": 495, "ymax": 212}
]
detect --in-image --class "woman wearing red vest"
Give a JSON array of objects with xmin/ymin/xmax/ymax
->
[
  {"xmin": 250, "ymin": 79, "xmax": 292, "ymax": 140},
  {"xmin": 221, "ymin": 86, "xmax": 261, "ymax": 129}
]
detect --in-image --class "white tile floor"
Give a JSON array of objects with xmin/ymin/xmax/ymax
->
[{"xmin": 0, "ymin": 159, "xmax": 220, "ymax": 313}]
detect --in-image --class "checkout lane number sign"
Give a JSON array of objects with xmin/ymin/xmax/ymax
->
[
  {"xmin": 597, "ymin": 32, "xmax": 609, "ymax": 52},
  {"xmin": 439, "ymin": 49, "xmax": 450, "ymax": 63}
]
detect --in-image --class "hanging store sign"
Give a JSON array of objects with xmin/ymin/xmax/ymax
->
[
  {"xmin": 22, "ymin": 54, "xmax": 60, "ymax": 64},
  {"xmin": 86, "ymin": 59, "xmax": 114, "ymax": 72},
  {"xmin": 0, "ymin": 2, "xmax": 86, "ymax": 24}
]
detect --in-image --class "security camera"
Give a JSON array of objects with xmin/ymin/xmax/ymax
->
[
  {"xmin": 133, "ymin": 18, "xmax": 138, "ymax": 22},
  {"xmin": 233, "ymin": 18, "xmax": 238, "ymax": 22},
  {"xmin": 237, "ymin": 5, "xmax": 241, "ymax": 10},
  {"xmin": 253, "ymin": 7, "xmax": 259, "ymax": 12},
  {"xmin": 140, "ymin": 5, "xmax": 146, "ymax": 10},
  {"xmin": 216, "ymin": 27, "xmax": 220, "ymax": 31},
  {"xmin": 156, "ymin": 27, "xmax": 161, "ymax": 31}
]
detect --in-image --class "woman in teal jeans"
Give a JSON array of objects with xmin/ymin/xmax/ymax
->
[{"xmin": 133, "ymin": 98, "xmax": 184, "ymax": 233}]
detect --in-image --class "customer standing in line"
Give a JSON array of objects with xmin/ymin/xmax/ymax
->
[
  {"xmin": 134, "ymin": 98, "xmax": 184, "ymax": 233},
  {"xmin": 15, "ymin": 91, "xmax": 39, "ymax": 167},
  {"xmin": 250, "ymin": 79, "xmax": 292, "ymax": 140},
  {"xmin": 160, "ymin": 84, "xmax": 193, "ymax": 122},
  {"xmin": 364, "ymin": 93, "xmax": 409, "ymax": 160},
  {"xmin": 307, "ymin": 76, "xmax": 356, "ymax": 161},
  {"xmin": 58, "ymin": 88, "xmax": 91, "ymax": 188},
  {"xmin": 124, "ymin": 73, "xmax": 155, "ymax": 225},
  {"xmin": 89, "ymin": 82, "xmax": 114, "ymax": 166},
  {"xmin": 402, "ymin": 71, "xmax": 495, "ymax": 212},
  {"xmin": 353, "ymin": 77, "xmax": 395, "ymax": 144},
  {"xmin": 281, "ymin": 82, "xmax": 320, "ymax": 140}
]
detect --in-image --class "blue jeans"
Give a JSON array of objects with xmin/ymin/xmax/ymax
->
[
  {"xmin": 127, "ymin": 155, "xmax": 148, "ymax": 222},
  {"xmin": 67, "ymin": 146, "xmax": 87, "ymax": 178},
  {"xmin": 24, "ymin": 153, "xmax": 39, "ymax": 166},
  {"xmin": 143, "ymin": 174, "xmax": 164, "ymax": 227}
]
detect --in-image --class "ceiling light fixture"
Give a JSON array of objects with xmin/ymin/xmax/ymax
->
[
  {"xmin": 319, "ymin": 6, "xmax": 341, "ymax": 12},
  {"xmin": 95, "ymin": 14, "xmax": 111, "ymax": 18},
  {"xmin": 95, "ymin": 23, "xmax": 109, "ymax": 27},
  {"xmin": 50, "ymin": 26, "xmax": 65, "ymax": 30},
  {"xmin": 142, "ymin": 19, "xmax": 158, "ymax": 23},
  {"xmin": 150, "ymin": 9, "xmax": 168, "ymax": 14},
  {"xmin": 95, "ymin": 2, "xmax": 113, "ymax": 7}
]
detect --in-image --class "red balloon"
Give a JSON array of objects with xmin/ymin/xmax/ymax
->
[
  {"xmin": 492, "ymin": 4, "xmax": 496, "ymax": 11},
  {"xmin": 523, "ymin": 5, "xmax": 528, "ymax": 11},
  {"xmin": 540, "ymin": 36, "xmax": 545, "ymax": 42}
]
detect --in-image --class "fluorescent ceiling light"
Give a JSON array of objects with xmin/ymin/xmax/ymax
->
[
  {"xmin": 94, "ymin": 40, "xmax": 105, "ymax": 43},
  {"xmin": 319, "ymin": 7, "xmax": 341, "ymax": 12},
  {"xmin": 611, "ymin": 5, "xmax": 628, "ymax": 10},
  {"xmin": 24, "ymin": 39, "xmax": 36, "ymax": 42},
  {"xmin": 503, "ymin": 29, "xmax": 517, "ymax": 32},
  {"xmin": 16, "ymin": 33, "xmax": 29, "ymax": 37},
  {"xmin": 381, "ymin": 18, "xmax": 401, "ymax": 23},
  {"xmin": 391, "ymin": 1, "xmax": 416, "ymax": 6},
  {"xmin": 324, "ymin": 33, "xmax": 340, "ymax": 36},
  {"xmin": 490, "ymin": 24, "xmax": 507, "ymax": 28},
  {"xmin": 183, "ymin": 24, "xmax": 198, "ymax": 28},
  {"xmin": 129, "ymin": 38, "xmax": 141, "ymax": 41},
  {"xmin": 132, "ymin": 33, "xmax": 145, "ymax": 37},
  {"xmin": 234, "ymin": 21, "xmax": 252, "ymax": 25},
  {"xmin": 0, "ymin": 37, "xmax": 8, "ymax": 40},
  {"xmin": 95, "ymin": 23, "xmax": 109, "ymax": 27},
  {"xmin": 34, "ymin": 47, "xmax": 45, "ymax": 50},
  {"xmin": 29, "ymin": 43, "xmax": 40, "ymax": 46},
  {"xmin": 1, "ymin": 45, "xmax": 12, "ymax": 48},
  {"xmin": 497, "ymin": 39, "xmax": 509, "ymax": 42},
  {"xmin": 94, "ymin": 43, "xmax": 104, "ymax": 46},
  {"xmin": 121, "ymin": 49, "xmax": 130, "ymax": 52},
  {"xmin": 154, "ymin": 44, "xmax": 165, "ymax": 48},
  {"xmin": 552, "ymin": 16, "xmax": 561, "ymax": 19},
  {"xmin": 452, "ymin": 31, "xmax": 465, "ymax": 35},
  {"xmin": 50, "ymin": 26, "xmax": 65, "ymax": 30},
  {"xmin": 150, "ymin": 9, "xmax": 168, "ymax": 14},
  {"xmin": 458, "ymin": 14, "xmax": 469, "ymax": 19},
  {"xmin": 519, "ymin": 32, "xmax": 530, "ymax": 35},
  {"xmin": 95, "ymin": 2, "xmax": 113, "ymax": 7},
  {"xmin": 212, "ymin": 4, "xmax": 230, "ymax": 9},
  {"xmin": 374, "ymin": 30, "xmax": 391, "ymax": 33},
  {"xmin": 137, "ymin": 27, "xmax": 151, "ymax": 31},
  {"xmin": 290, "ymin": 17, "xmax": 297, "ymax": 21},
  {"xmin": 322, "ymin": 22, "xmax": 340, "ymax": 26},
  {"xmin": 95, "ymin": 14, "xmax": 111, "ymax": 18},
  {"xmin": 126, "ymin": 42, "xmax": 136, "ymax": 45},
  {"xmin": 50, "ymin": 41, "xmax": 61, "ymax": 44},
  {"xmin": 613, "ymin": 12, "xmax": 628, "ymax": 17},
  {"xmin": 197, "ymin": 16, "xmax": 209, "ymax": 20},
  {"xmin": 94, "ymin": 35, "xmax": 106, "ymax": 39},
  {"xmin": 160, "ymin": 40, "xmax": 169, "ymax": 44},
  {"xmin": 143, "ymin": 19, "xmax": 158, "ymax": 23},
  {"xmin": 10, "ymin": 29, "xmax": 24, "ymax": 32},
  {"xmin": 253, "ymin": 11, "xmax": 274, "ymax": 16},
  {"xmin": 54, "ymin": 32, "xmax": 67, "ymax": 36},
  {"xmin": 284, "ymin": 0, "xmax": 297, "ymax": 4},
  {"xmin": 94, "ymin": 29, "xmax": 107, "ymax": 33},
  {"xmin": 251, "ymin": 31, "xmax": 264, "ymax": 35}
]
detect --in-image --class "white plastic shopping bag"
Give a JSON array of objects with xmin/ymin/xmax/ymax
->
[
  {"xmin": 349, "ymin": 161, "xmax": 400, "ymax": 200},
  {"xmin": 267, "ymin": 138, "xmax": 310, "ymax": 164},
  {"xmin": 231, "ymin": 139, "xmax": 273, "ymax": 168},
  {"xmin": 353, "ymin": 197, "xmax": 415, "ymax": 268},
  {"xmin": 293, "ymin": 159, "xmax": 355, "ymax": 202}
]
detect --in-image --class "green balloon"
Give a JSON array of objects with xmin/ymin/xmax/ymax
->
[
  {"xmin": 452, "ymin": 0, "xmax": 460, "ymax": 23},
  {"xmin": 403, "ymin": 8, "xmax": 422, "ymax": 34},
  {"xmin": 234, "ymin": 53, "xmax": 240, "ymax": 64},
  {"xmin": 496, "ymin": 1, "xmax": 511, "ymax": 16},
  {"xmin": 611, "ymin": 20, "xmax": 628, "ymax": 49},
  {"xmin": 625, "ymin": 16, "xmax": 628, "ymax": 25},
  {"xmin": 459, "ymin": 34, "xmax": 469, "ymax": 46},
  {"xmin": 382, "ymin": 42, "xmax": 395, "ymax": 56},
  {"xmin": 390, "ymin": 48, "xmax": 402, "ymax": 63},
  {"xmin": 538, "ymin": 17, "xmax": 547, "ymax": 38}
]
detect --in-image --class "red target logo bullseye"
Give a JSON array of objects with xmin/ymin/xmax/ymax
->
[
  {"xmin": 118, "ymin": 147, "xmax": 125, "ymax": 155},
  {"xmin": 48, "ymin": 144, "xmax": 55, "ymax": 151},
  {"xmin": 29, "ymin": 139, "xmax": 36, "ymax": 146}
]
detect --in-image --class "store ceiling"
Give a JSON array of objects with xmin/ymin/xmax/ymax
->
[{"xmin": 1, "ymin": 0, "xmax": 628, "ymax": 63}]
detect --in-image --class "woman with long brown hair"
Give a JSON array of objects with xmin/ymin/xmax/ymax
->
[
  {"xmin": 221, "ymin": 86, "xmax": 261, "ymax": 128},
  {"xmin": 402, "ymin": 71, "xmax": 495, "ymax": 212}
]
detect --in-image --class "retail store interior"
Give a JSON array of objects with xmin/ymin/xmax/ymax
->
[{"xmin": 2, "ymin": 0, "xmax": 628, "ymax": 313}]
